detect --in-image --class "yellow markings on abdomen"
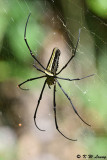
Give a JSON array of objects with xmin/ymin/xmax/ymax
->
[
  {"xmin": 45, "ymin": 70, "xmax": 54, "ymax": 76},
  {"xmin": 46, "ymin": 47, "xmax": 60, "ymax": 75},
  {"xmin": 47, "ymin": 48, "xmax": 58, "ymax": 72}
]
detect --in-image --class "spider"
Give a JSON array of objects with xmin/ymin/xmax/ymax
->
[{"xmin": 18, "ymin": 13, "xmax": 94, "ymax": 141}]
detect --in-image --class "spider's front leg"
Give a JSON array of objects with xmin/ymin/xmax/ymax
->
[
  {"xmin": 33, "ymin": 64, "xmax": 45, "ymax": 74},
  {"xmin": 56, "ymin": 29, "xmax": 81, "ymax": 75},
  {"xmin": 24, "ymin": 13, "xmax": 45, "ymax": 70}
]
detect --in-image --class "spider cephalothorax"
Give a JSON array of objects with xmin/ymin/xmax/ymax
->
[{"xmin": 18, "ymin": 13, "xmax": 94, "ymax": 141}]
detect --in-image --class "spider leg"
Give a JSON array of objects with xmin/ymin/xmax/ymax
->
[
  {"xmin": 56, "ymin": 74, "xmax": 94, "ymax": 81},
  {"xmin": 56, "ymin": 79, "xmax": 91, "ymax": 127},
  {"xmin": 33, "ymin": 64, "xmax": 45, "ymax": 74},
  {"xmin": 56, "ymin": 29, "xmax": 81, "ymax": 75},
  {"xmin": 18, "ymin": 75, "xmax": 46, "ymax": 90},
  {"xmin": 53, "ymin": 84, "xmax": 77, "ymax": 141},
  {"xmin": 24, "ymin": 13, "xmax": 45, "ymax": 70},
  {"xmin": 34, "ymin": 80, "xmax": 47, "ymax": 131}
]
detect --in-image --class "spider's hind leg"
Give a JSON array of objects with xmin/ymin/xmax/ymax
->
[
  {"xmin": 56, "ymin": 79, "xmax": 91, "ymax": 127},
  {"xmin": 53, "ymin": 84, "xmax": 77, "ymax": 141},
  {"xmin": 34, "ymin": 80, "xmax": 47, "ymax": 131}
]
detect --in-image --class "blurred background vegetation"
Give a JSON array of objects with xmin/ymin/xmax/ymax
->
[{"xmin": 0, "ymin": 0, "xmax": 107, "ymax": 160}]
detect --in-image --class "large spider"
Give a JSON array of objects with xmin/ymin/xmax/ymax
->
[{"xmin": 18, "ymin": 13, "xmax": 94, "ymax": 141}]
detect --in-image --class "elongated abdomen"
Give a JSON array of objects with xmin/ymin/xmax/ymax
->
[{"xmin": 46, "ymin": 47, "xmax": 61, "ymax": 75}]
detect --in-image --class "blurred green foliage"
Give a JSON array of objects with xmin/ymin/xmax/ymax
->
[
  {"xmin": 86, "ymin": 0, "xmax": 107, "ymax": 19},
  {"xmin": 0, "ymin": 0, "xmax": 46, "ymax": 82}
]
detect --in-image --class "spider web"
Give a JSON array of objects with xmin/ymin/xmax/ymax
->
[{"xmin": 0, "ymin": 0, "xmax": 107, "ymax": 160}]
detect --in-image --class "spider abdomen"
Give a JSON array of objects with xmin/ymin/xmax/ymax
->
[{"xmin": 46, "ymin": 47, "xmax": 60, "ymax": 75}]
